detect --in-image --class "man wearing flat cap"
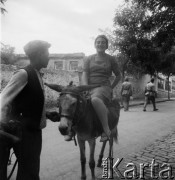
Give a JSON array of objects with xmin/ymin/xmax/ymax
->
[{"xmin": 0, "ymin": 40, "xmax": 51, "ymax": 180}]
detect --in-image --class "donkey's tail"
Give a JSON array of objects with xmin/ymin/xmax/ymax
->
[{"xmin": 112, "ymin": 126, "xmax": 118, "ymax": 144}]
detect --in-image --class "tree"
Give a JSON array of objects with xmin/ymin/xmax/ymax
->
[
  {"xmin": 115, "ymin": 53, "xmax": 128, "ymax": 80},
  {"xmin": 131, "ymin": 0, "xmax": 175, "ymax": 55},
  {"xmin": 1, "ymin": 43, "xmax": 19, "ymax": 65},
  {"xmin": 160, "ymin": 47, "xmax": 175, "ymax": 99},
  {"xmin": 129, "ymin": 0, "xmax": 175, "ymax": 98},
  {"xmin": 0, "ymin": 0, "xmax": 7, "ymax": 14},
  {"xmin": 113, "ymin": 1, "xmax": 162, "ymax": 76}
]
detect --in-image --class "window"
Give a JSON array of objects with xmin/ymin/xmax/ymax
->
[
  {"xmin": 54, "ymin": 61, "xmax": 63, "ymax": 70},
  {"xmin": 158, "ymin": 78, "xmax": 164, "ymax": 90},
  {"xmin": 69, "ymin": 61, "xmax": 78, "ymax": 71},
  {"xmin": 165, "ymin": 79, "xmax": 171, "ymax": 91},
  {"xmin": 172, "ymin": 80, "xmax": 175, "ymax": 91}
]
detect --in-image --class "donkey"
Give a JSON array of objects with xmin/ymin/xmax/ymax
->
[{"xmin": 45, "ymin": 83, "xmax": 120, "ymax": 180}]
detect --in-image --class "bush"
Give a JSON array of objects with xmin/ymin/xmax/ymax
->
[
  {"xmin": 1, "ymin": 65, "xmax": 132, "ymax": 108},
  {"xmin": 1, "ymin": 44, "xmax": 19, "ymax": 65}
]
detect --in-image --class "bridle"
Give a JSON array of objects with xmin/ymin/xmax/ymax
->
[
  {"xmin": 59, "ymin": 90, "xmax": 86, "ymax": 125},
  {"xmin": 59, "ymin": 90, "xmax": 87, "ymax": 146}
]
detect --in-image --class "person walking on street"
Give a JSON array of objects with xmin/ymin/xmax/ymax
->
[
  {"xmin": 143, "ymin": 78, "xmax": 158, "ymax": 112},
  {"xmin": 121, "ymin": 77, "xmax": 132, "ymax": 111},
  {"xmin": 0, "ymin": 40, "xmax": 51, "ymax": 180}
]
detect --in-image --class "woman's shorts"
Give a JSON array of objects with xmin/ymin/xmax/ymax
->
[{"xmin": 90, "ymin": 86, "xmax": 112, "ymax": 104}]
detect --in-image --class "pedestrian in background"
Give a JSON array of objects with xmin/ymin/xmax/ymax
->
[
  {"xmin": 121, "ymin": 76, "xmax": 132, "ymax": 111},
  {"xmin": 143, "ymin": 78, "xmax": 158, "ymax": 111},
  {"xmin": 0, "ymin": 40, "xmax": 51, "ymax": 180}
]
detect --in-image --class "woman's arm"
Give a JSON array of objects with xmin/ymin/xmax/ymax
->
[
  {"xmin": 81, "ymin": 71, "xmax": 88, "ymax": 85},
  {"xmin": 111, "ymin": 56, "xmax": 121, "ymax": 89},
  {"xmin": 111, "ymin": 75, "xmax": 121, "ymax": 89},
  {"xmin": 120, "ymin": 84, "xmax": 123, "ymax": 96}
]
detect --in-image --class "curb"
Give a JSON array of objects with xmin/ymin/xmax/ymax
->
[{"xmin": 127, "ymin": 99, "xmax": 174, "ymax": 108}]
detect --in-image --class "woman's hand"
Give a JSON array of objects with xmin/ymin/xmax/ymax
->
[{"xmin": 111, "ymin": 76, "xmax": 121, "ymax": 89}]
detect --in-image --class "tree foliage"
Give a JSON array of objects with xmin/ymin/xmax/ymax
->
[
  {"xmin": 127, "ymin": 0, "xmax": 175, "ymax": 99},
  {"xmin": 159, "ymin": 46, "xmax": 175, "ymax": 99},
  {"xmin": 161, "ymin": 47, "xmax": 175, "ymax": 76},
  {"xmin": 134, "ymin": 0, "xmax": 175, "ymax": 54},
  {"xmin": 113, "ymin": 2, "xmax": 162, "ymax": 76},
  {"xmin": 112, "ymin": 0, "xmax": 175, "ymax": 76},
  {"xmin": 1, "ymin": 43, "xmax": 19, "ymax": 64},
  {"xmin": 135, "ymin": 0, "xmax": 175, "ymax": 77},
  {"xmin": 0, "ymin": 0, "xmax": 7, "ymax": 14}
]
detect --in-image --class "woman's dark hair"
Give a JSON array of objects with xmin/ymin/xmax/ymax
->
[{"xmin": 94, "ymin": 35, "xmax": 108, "ymax": 48}]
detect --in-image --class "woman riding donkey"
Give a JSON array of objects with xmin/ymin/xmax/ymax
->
[{"xmin": 66, "ymin": 35, "xmax": 121, "ymax": 142}]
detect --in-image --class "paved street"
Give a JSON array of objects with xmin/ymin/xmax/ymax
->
[
  {"xmin": 8, "ymin": 100, "xmax": 175, "ymax": 180},
  {"xmin": 116, "ymin": 131, "xmax": 175, "ymax": 180}
]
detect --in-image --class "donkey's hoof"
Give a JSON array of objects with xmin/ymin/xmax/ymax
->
[
  {"xmin": 97, "ymin": 163, "xmax": 102, "ymax": 167},
  {"xmin": 97, "ymin": 160, "xmax": 102, "ymax": 167},
  {"xmin": 91, "ymin": 177, "xmax": 97, "ymax": 180},
  {"xmin": 92, "ymin": 177, "xmax": 101, "ymax": 180},
  {"xmin": 81, "ymin": 175, "xmax": 86, "ymax": 180}
]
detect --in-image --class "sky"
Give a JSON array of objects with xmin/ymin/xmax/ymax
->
[{"xmin": 1, "ymin": 0, "xmax": 124, "ymax": 55}]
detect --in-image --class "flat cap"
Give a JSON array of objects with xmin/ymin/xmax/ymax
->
[{"xmin": 24, "ymin": 40, "xmax": 51, "ymax": 56}]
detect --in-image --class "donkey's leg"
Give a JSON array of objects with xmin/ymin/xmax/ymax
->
[
  {"xmin": 78, "ymin": 137, "xmax": 86, "ymax": 180},
  {"xmin": 88, "ymin": 138, "xmax": 96, "ymax": 180},
  {"xmin": 108, "ymin": 137, "xmax": 113, "ymax": 158},
  {"xmin": 97, "ymin": 140, "xmax": 107, "ymax": 167},
  {"xmin": 107, "ymin": 137, "xmax": 114, "ymax": 179}
]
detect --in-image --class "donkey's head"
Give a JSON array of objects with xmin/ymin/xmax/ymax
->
[
  {"xmin": 58, "ymin": 88, "xmax": 80, "ymax": 135},
  {"xmin": 45, "ymin": 82, "xmax": 99, "ymax": 136}
]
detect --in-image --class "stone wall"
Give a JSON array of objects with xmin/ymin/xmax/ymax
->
[
  {"xmin": 0, "ymin": 64, "xmax": 79, "ymax": 108},
  {"xmin": 43, "ymin": 68, "xmax": 79, "ymax": 107},
  {"xmin": 1, "ymin": 64, "xmax": 174, "ymax": 109},
  {"xmin": 157, "ymin": 89, "xmax": 175, "ymax": 98},
  {"xmin": 0, "ymin": 64, "xmax": 124, "ymax": 108}
]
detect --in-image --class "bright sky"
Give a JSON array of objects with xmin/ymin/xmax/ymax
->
[{"xmin": 1, "ymin": 0, "xmax": 124, "ymax": 55}]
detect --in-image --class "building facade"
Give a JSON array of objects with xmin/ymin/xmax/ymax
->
[
  {"xmin": 129, "ymin": 74, "xmax": 175, "ymax": 99},
  {"xmin": 15, "ymin": 53, "xmax": 175, "ymax": 98},
  {"xmin": 16, "ymin": 53, "xmax": 85, "ymax": 71}
]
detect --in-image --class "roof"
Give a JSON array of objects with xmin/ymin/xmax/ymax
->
[{"xmin": 18, "ymin": 53, "xmax": 85, "ymax": 60}]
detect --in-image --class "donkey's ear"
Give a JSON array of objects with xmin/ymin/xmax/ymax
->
[
  {"xmin": 76, "ymin": 85, "xmax": 100, "ymax": 92},
  {"xmin": 44, "ymin": 83, "xmax": 64, "ymax": 92}
]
